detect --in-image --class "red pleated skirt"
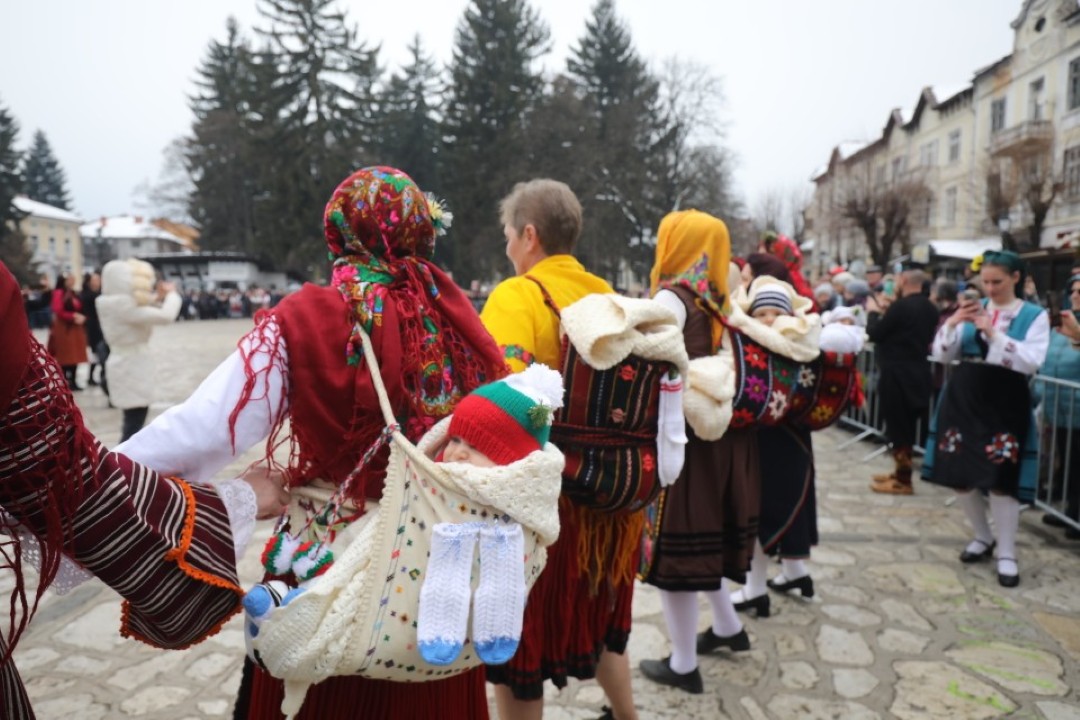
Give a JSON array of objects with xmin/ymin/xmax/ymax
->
[{"xmin": 240, "ymin": 665, "xmax": 489, "ymax": 719}]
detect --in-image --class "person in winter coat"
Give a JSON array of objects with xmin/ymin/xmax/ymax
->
[
  {"xmin": 47, "ymin": 272, "xmax": 88, "ymax": 390},
  {"xmin": 80, "ymin": 271, "xmax": 107, "ymax": 389},
  {"xmin": 96, "ymin": 259, "xmax": 182, "ymax": 441}
]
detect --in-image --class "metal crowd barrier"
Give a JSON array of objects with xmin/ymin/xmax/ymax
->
[{"xmin": 836, "ymin": 344, "xmax": 1080, "ymax": 532}]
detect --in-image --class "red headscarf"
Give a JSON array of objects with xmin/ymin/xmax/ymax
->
[{"xmin": 768, "ymin": 234, "xmax": 815, "ymax": 302}]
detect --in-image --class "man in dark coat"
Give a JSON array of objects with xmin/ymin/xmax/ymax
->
[{"xmin": 867, "ymin": 269, "xmax": 940, "ymax": 494}]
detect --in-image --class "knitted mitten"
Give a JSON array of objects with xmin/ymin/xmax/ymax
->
[
  {"xmin": 243, "ymin": 580, "xmax": 291, "ymax": 664},
  {"xmin": 417, "ymin": 522, "xmax": 480, "ymax": 665},
  {"xmin": 473, "ymin": 522, "xmax": 526, "ymax": 665},
  {"xmin": 657, "ymin": 372, "xmax": 688, "ymax": 486}
]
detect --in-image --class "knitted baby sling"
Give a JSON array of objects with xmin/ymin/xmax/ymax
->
[
  {"xmin": 249, "ymin": 326, "xmax": 561, "ymax": 717},
  {"xmin": 525, "ymin": 277, "xmax": 670, "ymax": 514}
]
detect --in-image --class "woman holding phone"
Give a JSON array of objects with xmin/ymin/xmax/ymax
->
[{"xmin": 923, "ymin": 251, "xmax": 1049, "ymax": 587}]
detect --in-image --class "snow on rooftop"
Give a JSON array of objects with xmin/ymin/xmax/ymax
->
[
  {"xmin": 837, "ymin": 140, "xmax": 872, "ymax": 160},
  {"xmin": 13, "ymin": 196, "xmax": 82, "ymax": 224},
  {"xmin": 932, "ymin": 83, "xmax": 971, "ymax": 105},
  {"xmin": 80, "ymin": 215, "xmax": 186, "ymax": 244}
]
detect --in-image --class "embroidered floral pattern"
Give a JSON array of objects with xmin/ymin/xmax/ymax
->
[
  {"xmin": 502, "ymin": 344, "xmax": 536, "ymax": 367},
  {"xmin": 985, "ymin": 432, "xmax": 1020, "ymax": 464},
  {"xmin": 798, "ymin": 366, "xmax": 817, "ymax": 388},
  {"xmin": 732, "ymin": 408, "xmax": 757, "ymax": 426},
  {"xmin": 938, "ymin": 428, "xmax": 962, "ymax": 454},
  {"xmin": 774, "ymin": 365, "xmax": 794, "ymax": 388},
  {"xmin": 619, "ymin": 364, "xmax": 637, "ymax": 382},
  {"xmin": 743, "ymin": 344, "xmax": 768, "ymax": 370},
  {"xmin": 745, "ymin": 376, "xmax": 768, "ymax": 403},
  {"xmin": 768, "ymin": 389, "xmax": 788, "ymax": 419}
]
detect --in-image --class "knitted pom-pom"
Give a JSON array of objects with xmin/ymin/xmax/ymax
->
[
  {"xmin": 261, "ymin": 532, "xmax": 303, "ymax": 577},
  {"xmin": 504, "ymin": 363, "xmax": 564, "ymax": 411},
  {"xmin": 291, "ymin": 541, "xmax": 334, "ymax": 583}
]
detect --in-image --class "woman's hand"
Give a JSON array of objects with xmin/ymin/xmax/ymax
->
[
  {"xmin": 972, "ymin": 311, "xmax": 994, "ymax": 339},
  {"xmin": 1060, "ymin": 310, "xmax": 1080, "ymax": 343},
  {"xmin": 240, "ymin": 466, "xmax": 291, "ymax": 520},
  {"xmin": 72, "ymin": 312, "xmax": 86, "ymax": 325},
  {"xmin": 947, "ymin": 302, "xmax": 978, "ymax": 328}
]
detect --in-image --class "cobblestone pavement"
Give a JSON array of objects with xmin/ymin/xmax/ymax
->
[{"xmin": 12, "ymin": 319, "xmax": 1080, "ymax": 719}]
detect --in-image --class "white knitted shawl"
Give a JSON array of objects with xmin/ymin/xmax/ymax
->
[{"xmin": 559, "ymin": 294, "xmax": 690, "ymax": 376}]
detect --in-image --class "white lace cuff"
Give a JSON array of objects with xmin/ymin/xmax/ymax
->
[{"xmin": 216, "ymin": 477, "xmax": 259, "ymax": 559}]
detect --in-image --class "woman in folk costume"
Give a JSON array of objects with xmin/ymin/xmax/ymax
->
[
  {"xmin": 47, "ymin": 271, "xmax": 89, "ymax": 390},
  {"xmin": 480, "ymin": 179, "xmax": 641, "ymax": 720},
  {"xmin": 726, "ymin": 270, "xmax": 827, "ymax": 618},
  {"xmin": 0, "ymin": 260, "xmax": 288, "ymax": 719},
  {"xmin": 117, "ymin": 167, "xmax": 507, "ymax": 719},
  {"xmin": 923, "ymin": 251, "xmax": 1049, "ymax": 588},
  {"xmin": 639, "ymin": 210, "xmax": 761, "ymax": 695}
]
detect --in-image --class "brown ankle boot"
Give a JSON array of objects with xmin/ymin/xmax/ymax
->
[{"xmin": 871, "ymin": 447, "xmax": 914, "ymax": 494}]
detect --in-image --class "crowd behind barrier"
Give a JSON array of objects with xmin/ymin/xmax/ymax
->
[{"xmin": 839, "ymin": 343, "xmax": 1080, "ymax": 532}]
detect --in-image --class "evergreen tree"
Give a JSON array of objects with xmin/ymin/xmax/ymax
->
[
  {"xmin": 379, "ymin": 36, "xmax": 443, "ymax": 191},
  {"xmin": 566, "ymin": 0, "xmax": 667, "ymax": 283},
  {"xmin": 186, "ymin": 17, "xmax": 260, "ymax": 256},
  {"xmin": 0, "ymin": 100, "xmax": 33, "ymax": 284},
  {"xmin": 22, "ymin": 130, "xmax": 71, "ymax": 210},
  {"xmin": 254, "ymin": 0, "xmax": 382, "ymax": 273},
  {"xmin": 441, "ymin": 0, "xmax": 551, "ymax": 284}
]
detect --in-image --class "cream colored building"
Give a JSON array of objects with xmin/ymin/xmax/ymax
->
[
  {"xmin": 14, "ymin": 195, "xmax": 84, "ymax": 284},
  {"xmin": 808, "ymin": 0, "xmax": 1080, "ymax": 272}
]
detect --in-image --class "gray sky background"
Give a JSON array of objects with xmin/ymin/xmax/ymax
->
[{"xmin": 2, "ymin": 0, "xmax": 1020, "ymax": 225}]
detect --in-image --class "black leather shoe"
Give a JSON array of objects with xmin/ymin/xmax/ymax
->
[
  {"xmin": 959, "ymin": 539, "xmax": 995, "ymax": 564},
  {"xmin": 697, "ymin": 627, "xmax": 750, "ymax": 654},
  {"xmin": 767, "ymin": 574, "xmax": 815, "ymax": 599},
  {"xmin": 1065, "ymin": 526, "xmax": 1080, "ymax": 540},
  {"xmin": 732, "ymin": 593, "xmax": 771, "ymax": 617},
  {"xmin": 639, "ymin": 657, "xmax": 704, "ymax": 694},
  {"xmin": 595, "ymin": 707, "xmax": 614, "ymax": 720},
  {"xmin": 997, "ymin": 558, "xmax": 1019, "ymax": 588}
]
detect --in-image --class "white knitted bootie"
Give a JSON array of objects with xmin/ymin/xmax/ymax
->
[
  {"xmin": 473, "ymin": 522, "xmax": 526, "ymax": 665},
  {"xmin": 417, "ymin": 522, "xmax": 480, "ymax": 665}
]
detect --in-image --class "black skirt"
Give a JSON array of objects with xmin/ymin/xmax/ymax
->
[
  {"xmin": 758, "ymin": 425, "xmax": 817, "ymax": 558},
  {"xmin": 923, "ymin": 362, "xmax": 1032, "ymax": 498}
]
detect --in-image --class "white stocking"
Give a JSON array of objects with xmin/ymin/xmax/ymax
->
[
  {"xmin": 731, "ymin": 540, "xmax": 768, "ymax": 602},
  {"xmin": 704, "ymin": 579, "xmax": 744, "ymax": 638},
  {"xmin": 957, "ymin": 491, "xmax": 994, "ymax": 551},
  {"xmin": 659, "ymin": 590, "xmax": 699, "ymax": 674},
  {"xmin": 989, "ymin": 494, "xmax": 1020, "ymax": 577}
]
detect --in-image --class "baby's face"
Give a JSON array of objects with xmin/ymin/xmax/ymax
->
[
  {"xmin": 838, "ymin": 317, "xmax": 856, "ymax": 326},
  {"xmin": 751, "ymin": 307, "xmax": 785, "ymax": 326},
  {"xmin": 443, "ymin": 437, "xmax": 497, "ymax": 467}
]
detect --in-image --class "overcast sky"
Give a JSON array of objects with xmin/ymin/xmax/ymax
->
[{"xmin": 2, "ymin": 0, "xmax": 1020, "ymax": 225}]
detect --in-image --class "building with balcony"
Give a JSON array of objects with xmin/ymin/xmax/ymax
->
[{"xmin": 807, "ymin": 0, "xmax": 1080, "ymax": 275}]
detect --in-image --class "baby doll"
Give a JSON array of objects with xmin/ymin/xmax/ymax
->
[{"xmin": 819, "ymin": 305, "xmax": 868, "ymax": 355}]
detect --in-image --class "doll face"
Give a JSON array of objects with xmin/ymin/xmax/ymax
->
[
  {"xmin": 443, "ymin": 436, "xmax": 498, "ymax": 467},
  {"xmin": 838, "ymin": 317, "xmax": 856, "ymax": 326},
  {"xmin": 751, "ymin": 307, "xmax": 785, "ymax": 326}
]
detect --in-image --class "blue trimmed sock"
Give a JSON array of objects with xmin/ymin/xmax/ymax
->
[
  {"xmin": 417, "ymin": 523, "xmax": 479, "ymax": 666},
  {"xmin": 473, "ymin": 523, "xmax": 526, "ymax": 665}
]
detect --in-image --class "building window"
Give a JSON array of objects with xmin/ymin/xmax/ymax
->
[
  {"xmin": 917, "ymin": 195, "xmax": 934, "ymax": 227},
  {"xmin": 1030, "ymin": 77, "xmax": 1045, "ymax": 120},
  {"xmin": 1070, "ymin": 57, "xmax": 1080, "ymax": 111},
  {"xmin": 945, "ymin": 187, "xmax": 958, "ymax": 226},
  {"xmin": 919, "ymin": 140, "xmax": 938, "ymax": 167},
  {"xmin": 1064, "ymin": 145, "xmax": 1080, "ymax": 200},
  {"xmin": 948, "ymin": 130, "xmax": 961, "ymax": 163},
  {"xmin": 891, "ymin": 157, "xmax": 906, "ymax": 182},
  {"xmin": 875, "ymin": 164, "xmax": 886, "ymax": 186},
  {"xmin": 131, "ymin": 239, "xmax": 142, "ymax": 251},
  {"xmin": 991, "ymin": 98, "xmax": 1007, "ymax": 133},
  {"xmin": 63, "ymin": 238, "xmax": 71, "ymax": 257}
]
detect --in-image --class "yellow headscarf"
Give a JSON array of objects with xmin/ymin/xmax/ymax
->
[{"xmin": 649, "ymin": 209, "xmax": 732, "ymax": 351}]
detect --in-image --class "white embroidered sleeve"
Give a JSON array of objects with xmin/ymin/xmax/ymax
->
[
  {"xmin": 930, "ymin": 322, "xmax": 962, "ymax": 363},
  {"xmin": 985, "ymin": 311, "xmax": 1050, "ymax": 375},
  {"xmin": 215, "ymin": 477, "xmax": 259, "ymax": 558}
]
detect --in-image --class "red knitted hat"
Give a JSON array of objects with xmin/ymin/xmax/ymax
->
[{"xmin": 446, "ymin": 364, "xmax": 564, "ymax": 465}]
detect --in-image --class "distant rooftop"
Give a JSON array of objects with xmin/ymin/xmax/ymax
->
[
  {"xmin": 13, "ymin": 195, "xmax": 82, "ymax": 224},
  {"xmin": 80, "ymin": 215, "xmax": 193, "ymax": 249}
]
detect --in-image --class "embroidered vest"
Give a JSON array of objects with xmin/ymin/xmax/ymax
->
[{"xmin": 960, "ymin": 300, "xmax": 1042, "ymax": 358}]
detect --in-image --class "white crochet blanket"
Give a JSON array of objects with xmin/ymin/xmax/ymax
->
[
  {"xmin": 560, "ymin": 294, "xmax": 690, "ymax": 375},
  {"xmin": 254, "ymin": 417, "xmax": 563, "ymax": 717}
]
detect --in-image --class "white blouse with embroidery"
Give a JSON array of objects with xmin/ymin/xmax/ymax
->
[{"xmin": 930, "ymin": 299, "xmax": 1050, "ymax": 376}]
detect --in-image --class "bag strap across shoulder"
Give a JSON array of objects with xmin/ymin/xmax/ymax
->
[{"xmin": 524, "ymin": 275, "xmax": 562, "ymax": 320}]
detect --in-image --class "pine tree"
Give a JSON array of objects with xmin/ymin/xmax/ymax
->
[
  {"xmin": 0, "ymin": 100, "xmax": 34, "ymax": 284},
  {"xmin": 379, "ymin": 35, "xmax": 443, "ymax": 191},
  {"xmin": 441, "ymin": 0, "xmax": 551, "ymax": 284},
  {"xmin": 22, "ymin": 130, "xmax": 71, "ymax": 210},
  {"xmin": 565, "ymin": 0, "xmax": 667, "ymax": 284},
  {"xmin": 252, "ymin": 0, "xmax": 383, "ymax": 273},
  {"xmin": 187, "ymin": 17, "xmax": 260, "ymax": 256}
]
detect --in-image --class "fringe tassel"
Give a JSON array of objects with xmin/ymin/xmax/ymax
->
[{"xmin": 570, "ymin": 499, "xmax": 646, "ymax": 596}]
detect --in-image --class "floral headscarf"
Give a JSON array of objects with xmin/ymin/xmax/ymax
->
[
  {"xmin": 322, "ymin": 166, "xmax": 501, "ymax": 430},
  {"xmin": 767, "ymin": 233, "xmax": 816, "ymax": 302},
  {"xmin": 650, "ymin": 210, "xmax": 731, "ymax": 351}
]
